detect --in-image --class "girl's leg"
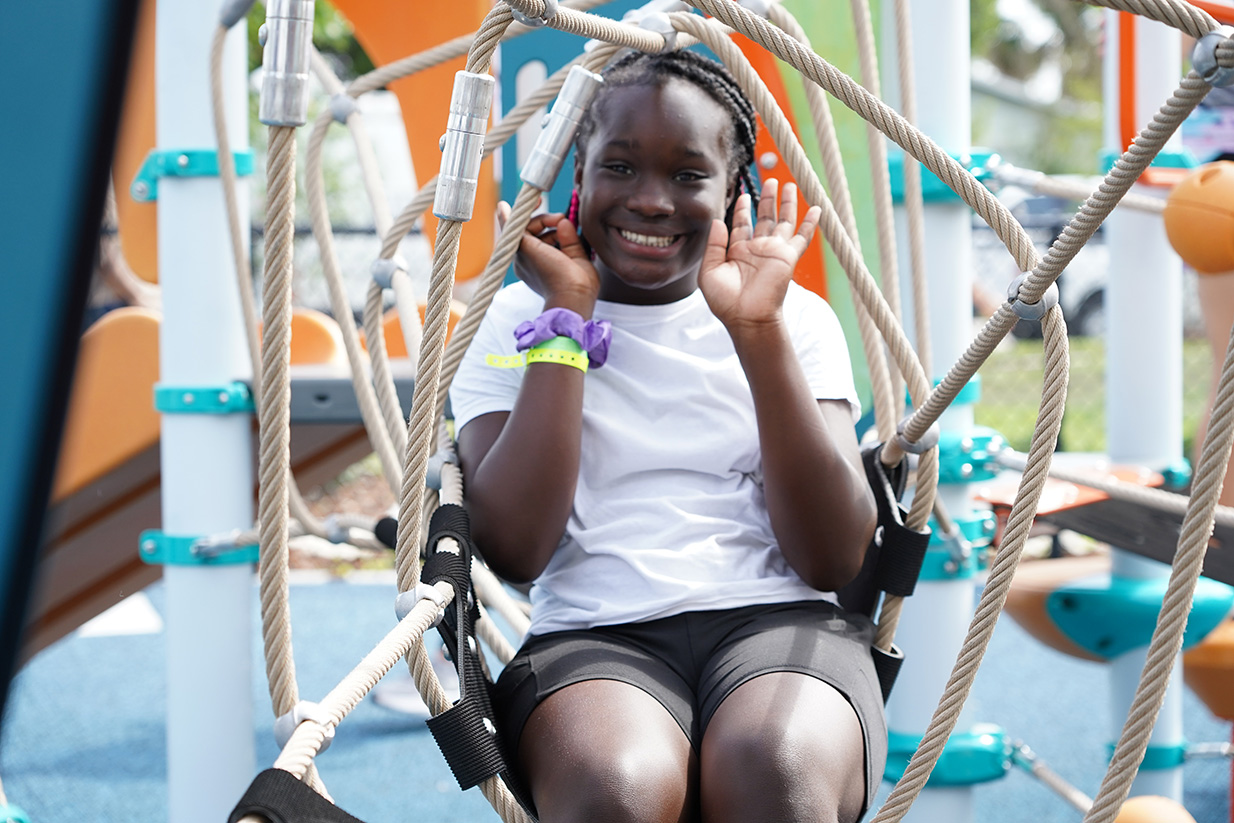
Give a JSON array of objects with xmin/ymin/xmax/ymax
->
[
  {"xmin": 699, "ymin": 672, "xmax": 866, "ymax": 823},
  {"xmin": 519, "ymin": 679, "xmax": 698, "ymax": 823}
]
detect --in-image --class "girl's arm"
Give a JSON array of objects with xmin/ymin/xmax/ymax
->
[
  {"xmin": 699, "ymin": 181, "xmax": 876, "ymax": 591},
  {"xmin": 456, "ymin": 215, "xmax": 599, "ymax": 583}
]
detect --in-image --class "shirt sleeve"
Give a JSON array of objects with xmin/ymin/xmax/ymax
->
[
  {"xmin": 448, "ymin": 286, "xmax": 531, "ymax": 435},
  {"xmin": 785, "ymin": 283, "xmax": 862, "ymax": 422}
]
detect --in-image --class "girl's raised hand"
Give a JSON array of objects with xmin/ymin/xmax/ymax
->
[
  {"xmin": 698, "ymin": 179, "xmax": 821, "ymax": 333},
  {"xmin": 498, "ymin": 201, "xmax": 600, "ymax": 314}
]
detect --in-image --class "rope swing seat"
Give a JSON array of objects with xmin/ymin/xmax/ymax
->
[{"xmin": 206, "ymin": 0, "xmax": 1234, "ymax": 822}]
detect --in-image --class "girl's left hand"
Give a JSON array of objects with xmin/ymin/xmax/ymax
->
[{"xmin": 698, "ymin": 179, "xmax": 821, "ymax": 334}]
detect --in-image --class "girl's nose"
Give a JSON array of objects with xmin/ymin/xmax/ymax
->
[{"xmin": 625, "ymin": 178, "xmax": 674, "ymax": 216}]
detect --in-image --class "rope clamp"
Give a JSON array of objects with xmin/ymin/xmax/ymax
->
[
  {"xmin": 1193, "ymin": 25, "xmax": 1234, "ymax": 88},
  {"xmin": 426, "ymin": 451, "xmax": 460, "ymax": 492},
  {"xmin": 396, "ymin": 583, "xmax": 450, "ymax": 625},
  {"xmin": 636, "ymin": 11, "xmax": 678, "ymax": 52},
  {"xmin": 370, "ymin": 255, "xmax": 410, "ymax": 290},
  {"xmin": 521, "ymin": 65, "xmax": 604, "ymax": 191},
  {"xmin": 936, "ymin": 524, "xmax": 973, "ymax": 576},
  {"xmin": 322, "ymin": 515, "xmax": 351, "ymax": 544},
  {"xmin": 219, "ymin": 0, "xmax": 257, "ymax": 29},
  {"xmin": 328, "ymin": 92, "xmax": 359, "ymax": 124},
  {"xmin": 139, "ymin": 529, "xmax": 259, "ymax": 566},
  {"xmin": 1006, "ymin": 274, "xmax": 1059, "ymax": 322},
  {"xmin": 509, "ymin": 0, "xmax": 559, "ymax": 28},
  {"xmin": 894, "ymin": 416, "xmax": 940, "ymax": 455},
  {"xmin": 130, "ymin": 149, "xmax": 255, "ymax": 202},
  {"xmin": 258, "ymin": 0, "xmax": 315, "ymax": 126},
  {"xmin": 273, "ymin": 701, "xmax": 335, "ymax": 753},
  {"xmin": 434, "ymin": 71, "xmax": 496, "ymax": 222}
]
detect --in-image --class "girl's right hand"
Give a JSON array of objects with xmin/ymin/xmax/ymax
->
[{"xmin": 499, "ymin": 202, "xmax": 600, "ymax": 315}]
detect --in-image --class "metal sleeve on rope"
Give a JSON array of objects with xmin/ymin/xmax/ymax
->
[
  {"xmin": 1006, "ymin": 273, "xmax": 1060, "ymax": 322},
  {"xmin": 273, "ymin": 701, "xmax": 335, "ymax": 753},
  {"xmin": 521, "ymin": 65, "xmax": 604, "ymax": 191},
  {"xmin": 1193, "ymin": 25, "xmax": 1234, "ymax": 87},
  {"xmin": 258, "ymin": 0, "xmax": 315, "ymax": 126},
  {"xmin": 434, "ymin": 71, "xmax": 496, "ymax": 222},
  {"xmin": 370, "ymin": 255, "xmax": 409, "ymax": 290},
  {"xmin": 509, "ymin": 0, "xmax": 559, "ymax": 27},
  {"xmin": 894, "ymin": 416, "xmax": 940, "ymax": 455}
]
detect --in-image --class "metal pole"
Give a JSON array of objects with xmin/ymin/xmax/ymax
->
[{"xmin": 156, "ymin": 3, "xmax": 256, "ymax": 821}]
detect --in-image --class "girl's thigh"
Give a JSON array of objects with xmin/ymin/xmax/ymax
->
[
  {"xmin": 699, "ymin": 672, "xmax": 866, "ymax": 823},
  {"xmin": 518, "ymin": 679, "xmax": 698, "ymax": 823}
]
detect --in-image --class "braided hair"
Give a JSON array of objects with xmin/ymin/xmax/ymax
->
[{"xmin": 574, "ymin": 49, "xmax": 761, "ymax": 223}]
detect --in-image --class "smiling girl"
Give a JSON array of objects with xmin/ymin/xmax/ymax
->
[{"xmin": 450, "ymin": 50, "xmax": 884, "ymax": 823}]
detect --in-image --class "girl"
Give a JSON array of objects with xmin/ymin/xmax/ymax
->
[{"xmin": 451, "ymin": 50, "xmax": 884, "ymax": 823}]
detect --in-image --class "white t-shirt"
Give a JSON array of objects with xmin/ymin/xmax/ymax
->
[{"xmin": 450, "ymin": 282, "xmax": 860, "ymax": 635}]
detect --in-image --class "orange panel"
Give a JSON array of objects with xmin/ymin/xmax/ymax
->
[
  {"xmin": 112, "ymin": 0, "xmax": 158, "ymax": 282},
  {"xmin": 381, "ymin": 302, "xmax": 465, "ymax": 358},
  {"xmin": 53, "ymin": 308, "xmax": 162, "ymax": 500},
  {"xmin": 1184, "ymin": 618, "xmax": 1234, "ymax": 720},
  {"xmin": 290, "ymin": 307, "xmax": 343, "ymax": 365},
  {"xmin": 331, "ymin": 0, "xmax": 496, "ymax": 283}
]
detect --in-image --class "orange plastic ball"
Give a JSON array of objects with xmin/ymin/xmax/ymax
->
[
  {"xmin": 1114, "ymin": 795, "xmax": 1197, "ymax": 823},
  {"xmin": 1164, "ymin": 161, "xmax": 1234, "ymax": 274}
]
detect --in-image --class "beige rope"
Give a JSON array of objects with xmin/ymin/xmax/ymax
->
[
  {"xmin": 873, "ymin": 305, "xmax": 1071, "ymax": 822},
  {"xmin": 903, "ymin": 73, "xmax": 1212, "ymax": 447},
  {"xmin": 989, "ymin": 162, "xmax": 1167, "ymax": 215},
  {"xmin": 766, "ymin": 4, "xmax": 898, "ymax": 444},
  {"xmin": 1084, "ymin": 0, "xmax": 1217, "ymax": 39},
  {"xmin": 1082, "ymin": 267, "xmax": 1234, "ymax": 823},
  {"xmin": 891, "ymin": 0, "xmax": 932, "ymax": 380}
]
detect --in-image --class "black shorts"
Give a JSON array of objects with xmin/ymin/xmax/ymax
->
[{"xmin": 492, "ymin": 600, "xmax": 888, "ymax": 810}]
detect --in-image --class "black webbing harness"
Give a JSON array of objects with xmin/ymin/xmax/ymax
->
[{"xmin": 229, "ymin": 443, "xmax": 928, "ymax": 822}]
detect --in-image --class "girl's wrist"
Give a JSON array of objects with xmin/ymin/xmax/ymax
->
[
  {"xmin": 544, "ymin": 288, "xmax": 598, "ymax": 319},
  {"xmin": 725, "ymin": 313, "xmax": 788, "ymax": 354}
]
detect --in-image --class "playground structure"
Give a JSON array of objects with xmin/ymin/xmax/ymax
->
[{"xmin": 9, "ymin": 0, "xmax": 1234, "ymax": 822}]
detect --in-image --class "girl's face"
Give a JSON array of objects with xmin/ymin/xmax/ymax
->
[{"xmin": 575, "ymin": 78, "xmax": 735, "ymax": 305}]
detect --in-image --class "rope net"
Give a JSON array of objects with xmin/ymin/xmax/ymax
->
[{"xmin": 211, "ymin": 0, "xmax": 1234, "ymax": 821}]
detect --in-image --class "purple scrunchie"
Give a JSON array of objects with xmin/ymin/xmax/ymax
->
[{"xmin": 514, "ymin": 307, "xmax": 612, "ymax": 368}]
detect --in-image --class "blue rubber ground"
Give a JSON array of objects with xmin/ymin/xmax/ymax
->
[{"xmin": 1, "ymin": 576, "xmax": 1229, "ymax": 822}]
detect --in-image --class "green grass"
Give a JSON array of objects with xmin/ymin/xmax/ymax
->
[{"xmin": 973, "ymin": 337, "xmax": 1214, "ymax": 458}]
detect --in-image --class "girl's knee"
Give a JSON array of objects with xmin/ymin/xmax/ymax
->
[{"xmin": 536, "ymin": 746, "xmax": 693, "ymax": 823}]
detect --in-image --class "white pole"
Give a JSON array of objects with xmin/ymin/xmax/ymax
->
[
  {"xmin": 882, "ymin": 0, "xmax": 977, "ymax": 821},
  {"xmin": 156, "ymin": 4, "xmax": 256, "ymax": 822},
  {"xmin": 1102, "ymin": 8, "xmax": 1186, "ymax": 802}
]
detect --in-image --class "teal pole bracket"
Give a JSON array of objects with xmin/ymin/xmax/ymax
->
[
  {"xmin": 130, "ymin": 148, "xmax": 256, "ymax": 202},
  {"xmin": 938, "ymin": 426, "xmax": 1006, "ymax": 485},
  {"xmin": 888, "ymin": 149, "xmax": 996, "ymax": 205},
  {"xmin": 908, "ymin": 375, "xmax": 982, "ymax": 412},
  {"xmin": 1047, "ymin": 574, "xmax": 1234, "ymax": 661},
  {"xmin": 0, "ymin": 805, "xmax": 30, "ymax": 823},
  {"xmin": 1159, "ymin": 458, "xmax": 1192, "ymax": 493},
  {"xmin": 921, "ymin": 510, "xmax": 997, "ymax": 580},
  {"xmin": 885, "ymin": 723, "xmax": 1012, "ymax": 786},
  {"xmin": 139, "ymin": 529, "xmax": 258, "ymax": 566},
  {"xmin": 154, "ymin": 381, "xmax": 255, "ymax": 414},
  {"xmin": 1105, "ymin": 741, "xmax": 1188, "ymax": 771}
]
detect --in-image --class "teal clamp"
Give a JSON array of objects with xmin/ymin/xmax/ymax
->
[
  {"xmin": 1105, "ymin": 741, "xmax": 1188, "ymax": 771},
  {"xmin": 0, "ymin": 805, "xmax": 30, "ymax": 823},
  {"xmin": 1159, "ymin": 458, "xmax": 1192, "ymax": 493},
  {"xmin": 1099, "ymin": 147, "xmax": 1198, "ymax": 176},
  {"xmin": 131, "ymin": 148, "xmax": 256, "ymax": 202},
  {"xmin": 888, "ymin": 149, "xmax": 996, "ymax": 205},
  {"xmin": 885, "ymin": 724, "xmax": 1012, "ymax": 786},
  {"xmin": 139, "ymin": 529, "xmax": 259, "ymax": 566},
  {"xmin": 921, "ymin": 511, "xmax": 997, "ymax": 580},
  {"xmin": 154, "ymin": 381, "xmax": 255, "ymax": 414},
  {"xmin": 938, "ymin": 425, "xmax": 1006, "ymax": 485},
  {"xmin": 1047, "ymin": 574, "xmax": 1234, "ymax": 660}
]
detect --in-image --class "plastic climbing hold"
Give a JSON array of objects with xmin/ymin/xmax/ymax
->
[
  {"xmin": 1164, "ymin": 161, "xmax": 1234, "ymax": 274},
  {"xmin": 1114, "ymin": 795, "xmax": 1197, "ymax": 823}
]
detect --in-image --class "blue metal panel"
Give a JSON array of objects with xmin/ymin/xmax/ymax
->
[{"xmin": 0, "ymin": 0, "xmax": 140, "ymax": 724}]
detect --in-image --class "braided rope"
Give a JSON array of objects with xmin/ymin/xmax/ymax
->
[
  {"xmin": 766, "ymin": 4, "xmax": 898, "ymax": 444},
  {"xmin": 1085, "ymin": 0, "xmax": 1217, "ymax": 38},
  {"xmin": 872, "ymin": 305, "xmax": 1071, "ymax": 822}
]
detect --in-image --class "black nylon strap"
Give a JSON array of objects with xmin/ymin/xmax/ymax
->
[
  {"xmin": 228, "ymin": 769, "xmax": 367, "ymax": 823},
  {"xmin": 426, "ymin": 694, "xmax": 509, "ymax": 789},
  {"xmin": 871, "ymin": 643, "xmax": 905, "ymax": 704},
  {"xmin": 863, "ymin": 444, "xmax": 930, "ymax": 598}
]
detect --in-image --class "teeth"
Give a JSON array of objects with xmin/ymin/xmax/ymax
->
[{"xmin": 619, "ymin": 229, "xmax": 676, "ymax": 248}]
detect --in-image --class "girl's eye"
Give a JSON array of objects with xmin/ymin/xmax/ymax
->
[
  {"xmin": 675, "ymin": 170, "xmax": 707, "ymax": 182},
  {"xmin": 603, "ymin": 162, "xmax": 633, "ymax": 175}
]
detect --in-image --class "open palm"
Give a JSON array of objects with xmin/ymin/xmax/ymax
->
[{"xmin": 698, "ymin": 179, "xmax": 821, "ymax": 331}]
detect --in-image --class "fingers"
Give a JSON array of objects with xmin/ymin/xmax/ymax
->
[
  {"xmin": 729, "ymin": 193, "xmax": 754, "ymax": 244},
  {"xmin": 755, "ymin": 178, "xmax": 779, "ymax": 234},
  {"xmin": 753, "ymin": 179, "xmax": 803, "ymax": 239},
  {"xmin": 496, "ymin": 200, "xmax": 511, "ymax": 231},
  {"xmin": 701, "ymin": 218, "xmax": 731, "ymax": 276},
  {"xmin": 789, "ymin": 205, "xmax": 822, "ymax": 256}
]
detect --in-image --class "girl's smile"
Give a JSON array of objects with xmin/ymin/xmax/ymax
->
[{"xmin": 575, "ymin": 78, "xmax": 736, "ymax": 305}]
